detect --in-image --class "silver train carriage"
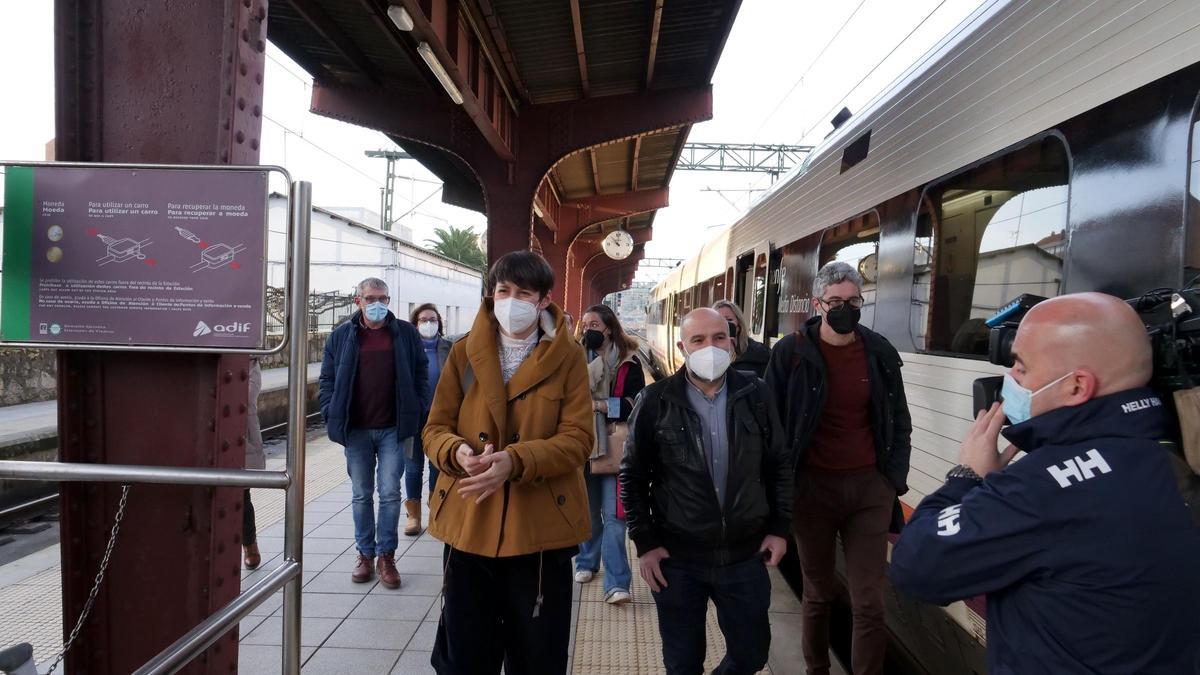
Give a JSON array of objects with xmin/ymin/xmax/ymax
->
[{"xmin": 645, "ymin": 0, "xmax": 1200, "ymax": 671}]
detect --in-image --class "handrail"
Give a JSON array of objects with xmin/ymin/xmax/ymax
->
[
  {"xmin": 0, "ymin": 462, "xmax": 290, "ymax": 489},
  {"xmin": 281, "ymin": 180, "xmax": 311, "ymax": 673},
  {"xmin": 0, "ymin": 179, "xmax": 313, "ymax": 675},
  {"xmin": 132, "ymin": 561, "xmax": 301, "ymax": 675}
]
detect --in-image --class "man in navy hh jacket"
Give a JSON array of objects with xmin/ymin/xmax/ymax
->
[
  {"xmin": 890, "ymin": 292, "xmax": 1200, "ymax": 674},
  {"xmin": 320, "ymin": 277, "xmax": 428, "ymax": 589}
]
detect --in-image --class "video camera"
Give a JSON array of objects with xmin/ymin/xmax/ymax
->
[{"xmin": 973, "ymin": 289, "xmax": 1200, "ymax": 418}]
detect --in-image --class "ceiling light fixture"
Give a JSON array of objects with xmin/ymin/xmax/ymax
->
[
  {"xmin": 417, "ymin": 42, "xmax": 464, "ymax": 105},
  {"xmin": 387, "ymin": 5, "xmax": 414, "ymax": 31}
]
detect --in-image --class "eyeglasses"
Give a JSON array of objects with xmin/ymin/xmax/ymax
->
[
  {"xmin": 361, "ymin": 295, "xmax": 390, "ymax": 304},
  {"xmin": 819, "ymin": 296, "xmax": 865, "ymax": 310}
]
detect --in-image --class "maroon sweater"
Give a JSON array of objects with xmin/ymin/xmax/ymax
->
[
  {"xmin": 806, "ymin": 336, "xmax": 877, "ymax": 473},
  {"xmin": 349, "ymin": 321, "xmax": 396, "ymax": 429}
]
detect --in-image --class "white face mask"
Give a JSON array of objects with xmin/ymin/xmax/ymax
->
[
  {"xmin": 494, "ymin": 297, "xmax": 539, "ymax": 335},
  {"xmin": 417, "ymin": 321, "xmax": 439, "ymax": 339},
  {"xmin": 685, "ymin": 345, "xmax": 732, "ymax": 382}
]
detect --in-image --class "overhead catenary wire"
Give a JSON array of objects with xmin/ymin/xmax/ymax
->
[
  {"xmin": 751, "ymin": 0, "xmax": 870, "ymax": 140},
  {"xmin": 262, "ymin": 114, "xmax": 383, "ymax": 187},
  {"xmin": 795, "ymin": 0, "xmax": 951, "ymax": 145}
]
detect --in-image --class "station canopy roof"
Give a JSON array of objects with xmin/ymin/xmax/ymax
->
[{"xmin": 268, "ymin": 0, "xmax": 741, "ymax": 241}]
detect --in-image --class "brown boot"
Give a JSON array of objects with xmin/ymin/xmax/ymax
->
[
  {"xmin": 351, "ymin": 554, "xmax": 374, "ymax": 583},
  {"xmin": 404, "ymin": 498, "xmax": 422, "ymax": 536},
  {"xmin": 243, "ymin": 543, "xmax": 261, "ymax": 569},
  {"xmin": 377, "ymin": 552, "xmax": 401, "ymax": 589}
]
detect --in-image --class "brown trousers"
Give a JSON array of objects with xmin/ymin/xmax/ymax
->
[{"xmin": 793, "ymin": 470, "xmax": 895, "ymax": 675}]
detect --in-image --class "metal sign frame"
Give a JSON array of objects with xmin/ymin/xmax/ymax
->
[
  {"xmin": 0, "ymin": 180, "xmax": 312, "ymax": 675},
  {"xmin": 0, "ymin": 161, "xmax": 291, "ymax": 355}
]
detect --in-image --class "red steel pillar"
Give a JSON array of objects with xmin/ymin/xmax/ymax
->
[{"xmin": 54, "ymin": 1, "xmax": 265, "ymax": 672}]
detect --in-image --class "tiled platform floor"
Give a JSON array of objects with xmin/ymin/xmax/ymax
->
[{"xmin": 0, "ymin": 432, "xmax": 832, "ymax": 674}]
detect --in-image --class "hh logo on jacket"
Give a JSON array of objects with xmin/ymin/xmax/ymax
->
[{"xmin": 1046, "ymin": 449, "xmax": 1112, "ymax": 488}]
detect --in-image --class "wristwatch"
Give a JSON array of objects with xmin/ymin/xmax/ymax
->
[{"xmin": 945, "ymin": 464, "xmax": 984, "ymax": 485}]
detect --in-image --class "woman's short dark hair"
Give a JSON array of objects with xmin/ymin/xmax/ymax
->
[
  {"xmin": 410, "ymin": 302, "xmax": 443, "ymax": 336},
  {"xmin": 581, "ymin": 304, "xmax": 639, "ymax": 361},
  {"xmin": 487, "ymin": 251, "xmax": 554, "ymax": 298}
]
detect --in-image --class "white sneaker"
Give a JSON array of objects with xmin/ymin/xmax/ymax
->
[
  {"xmin": 574, "ymin": 570, "xmax": 594, "ymax": 584},
  {"xmin": 605, "ymin": 589, "xmax": 632, "ymax": 605}
]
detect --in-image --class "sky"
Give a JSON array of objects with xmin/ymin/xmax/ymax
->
[{"xmin": 0, "ymin": 0, "xmax": 987, "ymax": 283}]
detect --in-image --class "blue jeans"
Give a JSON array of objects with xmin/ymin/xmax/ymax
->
[
  {"xmin": 344, "ymin": 427, "xmax": 403, "ymax": 556},
  {"xmin": 652, "ymin": 556, "xmax": 772, "ymax": 675},
  {"xmin": 403, "ymin": 434, "xmax": 425, "ymax": 502},
  {"xmin": 575, "ymin": 469, "xmax": 632, "ymax": 594}
]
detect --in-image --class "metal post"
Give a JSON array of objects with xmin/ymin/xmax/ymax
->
[
  {"xmin": 282, "ymin": 181, "xmax": 312, "ymax": 674},
  {"xmin": 132, "ymin": 561, "xmax": 301, "ymax": 675}
]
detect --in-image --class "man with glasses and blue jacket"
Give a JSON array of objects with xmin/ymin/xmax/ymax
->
[{"xmin": 320, "ymin": 277, "xmax": 428, "ymax": 589}]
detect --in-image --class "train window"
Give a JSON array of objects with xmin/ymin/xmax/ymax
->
[
  {"xmin": 819, "ymin": 211, "xmax": 880, "ymax": 329},
  {"xmin": 919, "ymin": 136, "xmax": 1070, "ymax": 355}
]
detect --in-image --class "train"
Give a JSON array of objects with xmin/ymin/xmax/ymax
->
[{"xmin": 645, "ymin": 0, "xmax": 1200, "ymax": 671}]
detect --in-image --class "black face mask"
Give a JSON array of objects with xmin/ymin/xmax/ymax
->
[
  {"xmin": 582, "ymin": 329, "xmax": 605, "ymax": 350},
  {"xmin": 727, "ymin": 321, "xmax": 739, "ymax": 339},
  {"xmin": 824, "ymin": 305, "xmax": 860, "ymax": 335}
]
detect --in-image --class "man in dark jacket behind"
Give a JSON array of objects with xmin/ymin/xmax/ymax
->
[
  {"xmin": 764, "ymin": 261, "xmax": 911, "ymax": 675},
  {"xmin": 890, "ymin": 292, "xmax": 1200, "ymax": 674},
  {"xmin": 319, "ymin": 277, "xmax": 428, "ymax": 589},
  {"xmin": 621, "ymin": 307, "xmax": 793, "ymax": 675}
]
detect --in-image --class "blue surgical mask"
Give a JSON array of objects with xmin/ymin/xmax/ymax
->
[
  {"xmin": 1001, "ymin": 372, "xmax": 1072, "ymax": 425},
  {"xmin": 364, "ymin": 302, "xmax": 389, "ymax": 323}
]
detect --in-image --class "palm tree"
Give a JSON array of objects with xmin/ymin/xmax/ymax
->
[{"xmin": 426, "ymin": 225, "xmax": 486, "ymax": 269}]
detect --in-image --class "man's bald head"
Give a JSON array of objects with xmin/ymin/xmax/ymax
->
[
  {"xmin": 1011, "ymin": 292, "xmax": 1152, "ymax": 415},
  {"xmin": 678, "ymin": 307, "xmax": 732, "ymax": 357}
]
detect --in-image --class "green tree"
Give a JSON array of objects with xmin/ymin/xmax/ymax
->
[{"xmin": 426, "ymin": 225, "xmax": 486, "ymax": 269}]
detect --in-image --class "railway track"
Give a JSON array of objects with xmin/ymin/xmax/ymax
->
[{"xmin": 0, "ymin": 411, "xmax": 326, "ymax": 540}]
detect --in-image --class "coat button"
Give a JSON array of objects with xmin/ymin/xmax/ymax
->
[
  {"xmin": 518, "ymin": 393, "xmax": 527, "ymax": 400},
  {"xmin": 478, "ymin": 432, "xmax": 488, "ymax": 443},
  {"xmin": 556, "ymin": 495, "xmax": 566, "ymax": 506},
  {"xmin": 511, "ymin": 433, "xmax": 520, "ymax": 443},
  {"xmin": 438, "ymin": 489, "xmax": 446, "ymax": 499}
]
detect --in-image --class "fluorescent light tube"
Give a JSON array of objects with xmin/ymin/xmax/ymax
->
[{"xmin": 417, "ymin": 42, "xmax": 464, "ymax": 105}]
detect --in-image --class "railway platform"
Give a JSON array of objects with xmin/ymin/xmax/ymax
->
[{"xmin": 0, "ymin": 428, "xmax": 829, "ymax": 674}]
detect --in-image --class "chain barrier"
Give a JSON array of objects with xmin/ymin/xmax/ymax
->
[{"xmin": 46, "ymin": 484, "xmax": 131, "ymax": 675}]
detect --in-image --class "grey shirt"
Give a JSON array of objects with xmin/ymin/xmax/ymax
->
[{"xmin": 685, "ymin": 377, "xmax": 729, "ymax": 507}]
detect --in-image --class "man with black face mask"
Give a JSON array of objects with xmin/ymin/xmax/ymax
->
[{"xmin": 765, "ymin": 260, "xmax": 912, "ymax": 675}]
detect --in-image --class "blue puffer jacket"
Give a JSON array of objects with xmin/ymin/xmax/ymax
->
[
  {"xmin": 889, "ymin": 388, "xmax": 1200, "ymax": 674},
  {"xmin": 319, "ymin": 311, "xmax": 429, "ymax": 445}
]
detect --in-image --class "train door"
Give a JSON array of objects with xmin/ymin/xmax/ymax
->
[
  {"xmin": 667, "ymin": 292, "xmax": 679, "ymax": 372},
  {"xmin": 734, "ymin": 253, "xmax": 754, "ymax": 308},
  {"xmin": 764, "ymin": 248, "xmax": 783, "ymax": 345},
  {"xmin": 745, "ymin": 241, "xmax": 772, "ymax": 343}
]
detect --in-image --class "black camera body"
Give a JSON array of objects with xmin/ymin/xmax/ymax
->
[{"xmin": 972, "ymin": 289, "xmax": 1200, "ymax": 418}]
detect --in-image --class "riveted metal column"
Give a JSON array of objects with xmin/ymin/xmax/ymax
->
[{"xmin": 53, "ymin": 1, "xmax": 267, "ymax": 673}]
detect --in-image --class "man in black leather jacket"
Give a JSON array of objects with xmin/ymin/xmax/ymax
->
[{"xmin": 620, "ymin": 308, "xmax": 793, "ymax": 675}]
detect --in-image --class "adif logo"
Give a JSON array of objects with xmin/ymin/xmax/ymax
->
[
  {"xmin": 936, "ymin": 505, "xmax": 962, "ymax": 537},
  {"xmin": 1046, "ymin": 449, "xmax": 1112, "ymax": 488},
  {"xmin": 194, "ymin": 320, "xmax": 252, "ymax": 337}
]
